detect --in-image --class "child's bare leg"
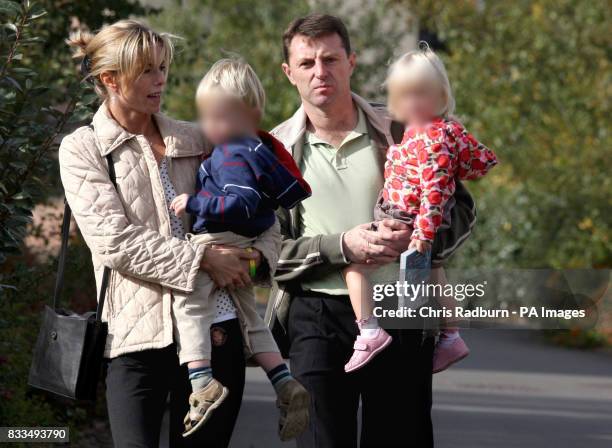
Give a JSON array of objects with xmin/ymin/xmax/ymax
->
[
  {"xmin": 343, "ymin": 263, "xmax": 376, "ymax": 322},
  {"xmin": 341, "ymin": 263, "xmax": 393, "ymax": 373},
  {"xmin": 430, "ymin": 267, "xmax": 460, "ymax": 331}
]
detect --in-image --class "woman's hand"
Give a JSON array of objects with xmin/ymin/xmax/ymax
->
[{"xmin": 200, "ymin": 245, "xmax": 261, "ymax": 289}]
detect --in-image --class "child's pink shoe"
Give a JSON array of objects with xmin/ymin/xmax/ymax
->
[
  {"xmin": 432, "ymin": 336, "xmax": 469, "ymax": 373},
  {"xmin": 344, "ymin": 329, "xmax": 393, "ymax": 373}
]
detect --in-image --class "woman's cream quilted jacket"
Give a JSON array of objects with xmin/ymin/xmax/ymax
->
[{"xmin": 59, "ymin": 101, "xmax": 279, "ymax": 358}]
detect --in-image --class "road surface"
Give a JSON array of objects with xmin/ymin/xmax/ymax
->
[{"xmin": 229, "ymin": 330, "xmax": 612, "ymax": 448}]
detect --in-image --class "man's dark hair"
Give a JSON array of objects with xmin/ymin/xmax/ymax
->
[{"xmin": 282, "ymin": 13, "xmax": 352, "ymax": 62}]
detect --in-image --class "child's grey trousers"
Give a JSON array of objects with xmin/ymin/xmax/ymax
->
[{"xmin": 172, "ymin": 226, "xmax": 281, "ymax": 365}]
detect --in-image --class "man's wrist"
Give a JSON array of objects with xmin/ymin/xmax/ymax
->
[
  {"xmin": 320, "ymin": 232, "xmax": 350, "ymax": 265},
  {"xmin": 339, "ymin": 232, "xmax": 350, "ymax": 264}
]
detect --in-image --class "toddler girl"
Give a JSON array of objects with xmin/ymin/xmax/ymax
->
[{"xmin": 343, "ymin": 43, "xmax": 498, "ymax": 373}]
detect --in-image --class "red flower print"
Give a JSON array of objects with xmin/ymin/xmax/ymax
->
[
  {"xmin": 418, "ymin": 217, "xmax": 431, "ymax": 229},
  {"xmin": 437, "ymin": 154, "xmax": 450, "ymax": 168},
  {"xmin": 427, "ymin": 127, "xmax": 441, "ymax": 140},
  {"xmin": 408, "ymin": 177, "xmax": 420, "ymax": 185},
  {"xmin": 408, "ymin": 194, "xmax": 419, "ymax": 204},
  {"xmin": 418, "ymin": 150, "xmax": 428, "ymax": 163},
  {"xmin": 472, "ymin": 159, "xmax": 486, "ymax": 170},
  {"xmin": 432, "ymin": 214, "xmax": 442, "ymax": 227},
  {"xmin": 381, "ymin": 118, "xmax": 496, "ymax": 238},
  {"xmin": 428, "ymin": 191, "xmax": 442, "ymax": 204}
]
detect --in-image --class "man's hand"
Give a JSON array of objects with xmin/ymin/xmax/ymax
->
[
  {"xmin": 342, "ymin": 219, "xmax": 413, "ymax": 265},
  {"xmin": 409, "ymin": 238, "xmax": 432, "ymax": 254},
  {"xmin": 170, "ymin": 193, "xmax": 189, "ymax": 217}
]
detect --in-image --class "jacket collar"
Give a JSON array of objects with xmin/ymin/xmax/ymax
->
[
  {"xmin": 275, "ymin": 91, "xmax": 395, "ymax": 151},
  {"xmin": 91, "ymin": 100, "xmax": 204, "ymax": 158}
]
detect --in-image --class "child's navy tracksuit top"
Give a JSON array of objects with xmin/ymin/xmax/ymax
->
[{"xmin": 186, "ymin": 131, "xmax": 311, "ymax": 237}]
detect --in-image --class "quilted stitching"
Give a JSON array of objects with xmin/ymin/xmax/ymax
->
[{"xmin": 58, "ymin": 101, "xmax": 208, "ymax": 358}]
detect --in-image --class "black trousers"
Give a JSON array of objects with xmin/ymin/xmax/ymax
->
[
  {"xmin": 288, "ymin": 294, "xmax": 434, "ymax": 448},
  {"xmin": 105, "ymin": 318, "xmax": 246, "ymax": 448}
]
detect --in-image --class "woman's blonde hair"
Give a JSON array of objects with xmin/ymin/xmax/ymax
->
[
  {"xmin": 195, "ymin": 58, "xmax": 265, "ymax": 115},
  {"xmin": 386, "ymin": 42, "xmax": 455, "ymax": 119},
  {"xmin": 66, "ymin": 19, "xmax": 177, "ymax": 99}
]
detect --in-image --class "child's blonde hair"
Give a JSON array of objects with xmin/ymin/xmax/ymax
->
[
  {"xmin": 196, "ymin": 58, "xmax": 265, "ymax": 114},
  {"xmin": 386, "ymin": 42, "xmax": 455, "ymax": 119}
]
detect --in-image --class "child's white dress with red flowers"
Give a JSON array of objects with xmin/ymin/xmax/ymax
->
[{"xmin": 381, "ymin": 117, "xmax": 498, "ymax": 243}]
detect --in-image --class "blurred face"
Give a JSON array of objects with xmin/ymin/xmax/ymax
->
[
  {"xmin": 198, "ymin": 94, "xmax": 259, "ymax": 146},
  {"xmin": 391, "ymin": 82, "xmax": 442, "ymax": 127},
  {"xmin": 101, "ymin": 45, "xmax": 168, "ymax": 114},
  {"xmin": 282, "ymin": 33, "xmax": 355, "ymax": 108}
]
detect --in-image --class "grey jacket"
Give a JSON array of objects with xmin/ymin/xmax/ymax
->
[{"xmin": 264, "ymin": 93, "xmax": 476, "ymax": 351}]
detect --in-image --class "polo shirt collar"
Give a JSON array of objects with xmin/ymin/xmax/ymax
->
[{"xmin": 306, "ymin": 105, "xmax": 368, "ymax": 148}]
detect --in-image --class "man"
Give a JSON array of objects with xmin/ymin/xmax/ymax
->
[{"xmin": 265, "ymin": 13, "xmax": 476, "ymax": 447}]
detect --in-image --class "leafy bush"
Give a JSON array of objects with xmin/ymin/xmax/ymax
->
[
  {"xmin": 404, "ymin": 0, "xmax": 611, "ymax": 270},
  {"xmin": 0, "ymin": 0, "xmax": 94, "ymax": 267}
]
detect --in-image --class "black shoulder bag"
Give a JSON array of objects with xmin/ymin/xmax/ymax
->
[{"xmin": 28, "ymin": 151, "xmax": 116, "ymax": 401}]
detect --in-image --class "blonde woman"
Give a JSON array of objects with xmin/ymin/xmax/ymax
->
[{"xmin": 60, "ymin": 20, "xmax": 275, "ymax": 447}]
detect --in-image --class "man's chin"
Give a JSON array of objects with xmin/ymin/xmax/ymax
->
[{"xmin": 309, "ymin": 92, "xmax": 336, "ymax": 108}]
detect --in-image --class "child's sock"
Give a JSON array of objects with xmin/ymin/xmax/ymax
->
[
  {"xmin": 358, "ymin": 316, "xmax": 381, "ymax": 339},
  {"xmin": 438, "ymin": 329, "xmax": 460, "ymax": 347},
  {"xmin": 188, "ymin": 366, "xmax": 213, "ymax": 392},
  {"xmin": 266, "ymin": 363, "xmax": 293, "ymax": 395}
]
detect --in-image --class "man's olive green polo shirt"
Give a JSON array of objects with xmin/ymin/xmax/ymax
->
[{"xmin": 298, "ymin": 106, "xmax": 385, "ymax": 295}]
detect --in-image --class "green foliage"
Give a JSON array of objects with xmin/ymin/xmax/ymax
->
[
  {"xmin": 0, "ymin": 0, "xmax": 87, "ymax": 265},
  {"xmin": 403, "ymin": 0, "xmax": 611, "ymax": 269},
  {"xmin": 147, "ymin": 0, "xmax": 412, "ymax": 128},
  {"xmin": 0, "ymin": 0, "xmax": 145, "ymax": 440}
]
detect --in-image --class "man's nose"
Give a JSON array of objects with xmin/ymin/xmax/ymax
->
[{"xmin": 314, "ymin": 59, "xmax": 328, "ymax": 78}]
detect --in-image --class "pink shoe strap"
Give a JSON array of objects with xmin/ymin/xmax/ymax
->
[{"xmin": 353, "ymin": 340, "xmax": 368, "ymax": 351}]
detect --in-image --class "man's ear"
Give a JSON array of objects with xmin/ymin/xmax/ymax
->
[
  {"xmin": 100, "ymin": 71, "xmax": 118, "ymax": 94},
  {"xmin": 281, "ymin": 62, "xmax": 296, "ymax": 86},
  {"xmin": 348, "ymin": 52, "xmax": 357, "ymax": 76}
]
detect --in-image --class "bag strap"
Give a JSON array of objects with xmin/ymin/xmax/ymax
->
[{"xmin": 52, "ymin": 127, "xmax": 117, "ymax": 324}]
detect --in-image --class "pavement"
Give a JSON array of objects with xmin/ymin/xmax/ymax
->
[{"xmin": 229, "ymin": 330, "xmax": 612, "ymax": 448}]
